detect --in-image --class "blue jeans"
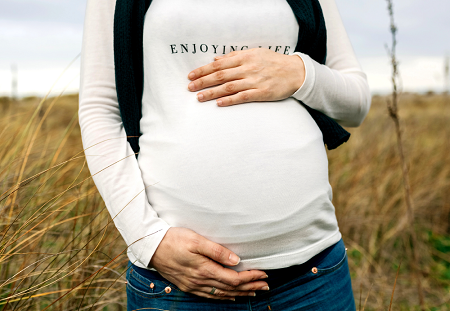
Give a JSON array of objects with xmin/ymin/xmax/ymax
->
[{"xmin": 126, "ymin": 238, "xmax": 356, "ymax": 310}]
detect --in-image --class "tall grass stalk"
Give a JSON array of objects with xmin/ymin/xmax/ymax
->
[
  {"xmin": 445, "ymin": 54, "xmax": 449, "ymax": 95},
  {"xmin": 384, "ymin": 0, "xmax": 425, "ymax": 309}
]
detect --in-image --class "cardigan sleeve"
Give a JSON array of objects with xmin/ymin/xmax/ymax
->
[
  {"xmin": 290, "ymin": 0, "xmax": 371, "ymax": 128},
  {"xmin": 79, "ymin": 0, "xmax": 171, "ymax": 268}
]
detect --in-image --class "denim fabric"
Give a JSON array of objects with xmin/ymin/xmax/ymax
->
[{"xmin": 126, "ymin": 238, "xmax": 356, "ymax": 311}]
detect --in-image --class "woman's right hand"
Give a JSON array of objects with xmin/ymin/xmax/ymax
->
[{"xmin": 148, "ymin": 227, "xmax": 269, "ymax": 301}]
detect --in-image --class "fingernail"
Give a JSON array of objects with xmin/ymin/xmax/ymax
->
[
  {"xmin": 188, "ymin": 82, "xmax": 195, "ymax": 91},
  {"xmin": 248, "ymin": 292, "xmax": 256, "ymax": 296},
  {"xmin": 229, "ymin": 253, "xmax": 240, "ymax": 265},
  {"xmin": 217, "ymin": 99, "xmax": 223, "ymax": 106},
  {"xmin": 229, "ymin": 298, "xmax": 236, "ymax": 301},
  {"xmin": 215, "ymin": 56, "xmax": 223, "ymax": 60},
  {"xmin": 197, "ymin": 93, "xmax": 204, "ymax": 101},
  {"xmin": 188, "ymin": 72, "xmax": 195, "ymax": 79},
  {"xmin": 260, "ymin": 274, "xmax": 268, "ymax": 279},
  {"xmin": 260, "ymin": 286, "xmax": 269, "ymax": 291}
]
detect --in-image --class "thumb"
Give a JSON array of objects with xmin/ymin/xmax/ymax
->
[{"xmin": 194, "ymin": 236, "xmax": 240, "ymax": 266}]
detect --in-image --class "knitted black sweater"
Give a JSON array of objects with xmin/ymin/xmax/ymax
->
[{"xmin": 113, "ymin": 0, "xmax": 350, "ymax": 158}]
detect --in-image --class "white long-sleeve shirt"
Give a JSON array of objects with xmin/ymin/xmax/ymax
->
[{"xmin": 79, "ymin": 0, "xmax": 371, "ymax": 272}]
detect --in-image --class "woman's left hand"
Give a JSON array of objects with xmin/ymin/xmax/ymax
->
[{"xmin": 187, "ymin": 48, "xmax": 305, "ymax": 107}]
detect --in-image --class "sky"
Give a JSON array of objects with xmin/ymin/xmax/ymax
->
[{"xmin": 0, "ymin": 0, "xmax": 449, "ymax": 98}]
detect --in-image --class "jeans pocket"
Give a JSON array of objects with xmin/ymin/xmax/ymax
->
[
  {"xmin": 126, "ymin": 266, "xmax": 173, "ymax": 299},
  {"xmin": 314, "ymin": 239, "xmax": 347, "ymax": 275}
]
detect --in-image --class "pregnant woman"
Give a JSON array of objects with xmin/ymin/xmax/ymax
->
[{"xmin": 79, "ymin": 0, "xmax": 371, "ymax": 310}]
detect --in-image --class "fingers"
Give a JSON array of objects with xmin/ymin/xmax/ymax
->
[
  {"xmin": 189, "ymin": 290, "xmax": 236, "ymax": 301},
  {"xmin": 190, "ymin": 237, "xmax": 268, "ymax": 287},
  {"xmin": 216, "ymin": 88, "xmax": 262, "ymax": 107},
  {"xmin": 188, "ymin": 54, "xmax": 242, "ymax": 82},
  {"xmin": 171, "ymin": 275, "xmax": 263, "ymax": 299},
  {"xmin": 193, "ymin": 277, "xmax": 269, "ymax": 293},
  {"xmin": 190, "ymin": 281, "xmax": 270, "ymax": 301},
  {"xmin": 188, "ymin": 66, "xmax": 243, "ymax": 92},
  {"xmin": 192, "ymin": 236, "xmax": 241, "ymax": 266},
  {"xmin": 221, "ymin": 268, "xmax": 269, "ymax": 288},
  {"xmin": 197, "ymin": 287, "xmax": 257, "ymax": 298},
  {"xmin": 233, "ymin": 280, "xmax": 270, "ymax": 292},
  {"xmin": 197, "ymin": 80, "xmax": 257, "ymax": 105},
  {"xmin": 177, "ymin": 266, "xmax": 269, "ymax": 299}
]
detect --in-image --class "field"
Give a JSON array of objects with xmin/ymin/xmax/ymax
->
[{"xmin": 0, "ymin": 92, "xmax": 448, "ymax": 310}]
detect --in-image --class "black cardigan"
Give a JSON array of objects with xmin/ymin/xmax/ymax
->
[{"xmin": 113, "ymin": 0, "xmax": 350, "ymax": 158}]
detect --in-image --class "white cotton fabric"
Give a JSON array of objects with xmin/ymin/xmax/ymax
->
[{"xmin": 79, "ymin": 0, "xmax": 371, "ymax": 272}]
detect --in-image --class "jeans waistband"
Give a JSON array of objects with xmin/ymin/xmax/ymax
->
[
  {"xmin": 130, "ymin": 239, "xmax": 343, "ymax": 291},
  {"xmin": 263, "ymin": 239, "xmax": 343, "ymax": 289}
]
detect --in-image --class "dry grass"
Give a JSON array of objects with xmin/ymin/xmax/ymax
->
[
  {"xmin": 0, "ymin": 94, "xmax": 127, "ymax": 311},
  {"xmin": 0, "ymin": 92, "xmax": 448, "ymax": 310},
  {"xmin": 328, "ymin": 93, "xmax": 450, "ymax": 310}
]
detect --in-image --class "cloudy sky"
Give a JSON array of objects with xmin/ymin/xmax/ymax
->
[{"xmin": 0, "ymin": 0, "xmax": 449, "ymax": 98}]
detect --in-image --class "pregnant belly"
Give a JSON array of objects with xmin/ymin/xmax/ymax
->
[{"xmin": 137, "ymin": 99, "xmax": 332, "ymax": 245}]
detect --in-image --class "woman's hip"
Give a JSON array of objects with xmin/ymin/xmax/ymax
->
[{"xmin": 125, "ymin": 238, "xmax": 356, "ymax": 311}]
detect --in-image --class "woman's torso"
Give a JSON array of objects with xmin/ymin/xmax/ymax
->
[{"xmin": 138, "ymin": 0, "xmax": 341, "ymax": 271}]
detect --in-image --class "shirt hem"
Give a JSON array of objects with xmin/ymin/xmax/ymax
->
[{"xmin": 230, "ymin": 230, "xmax": 342, "ymax": 271}]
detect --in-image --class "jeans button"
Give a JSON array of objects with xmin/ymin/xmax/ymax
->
[{"xmin": 311, "ymin": 267, "xmax": 318, "ymax": 274}]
